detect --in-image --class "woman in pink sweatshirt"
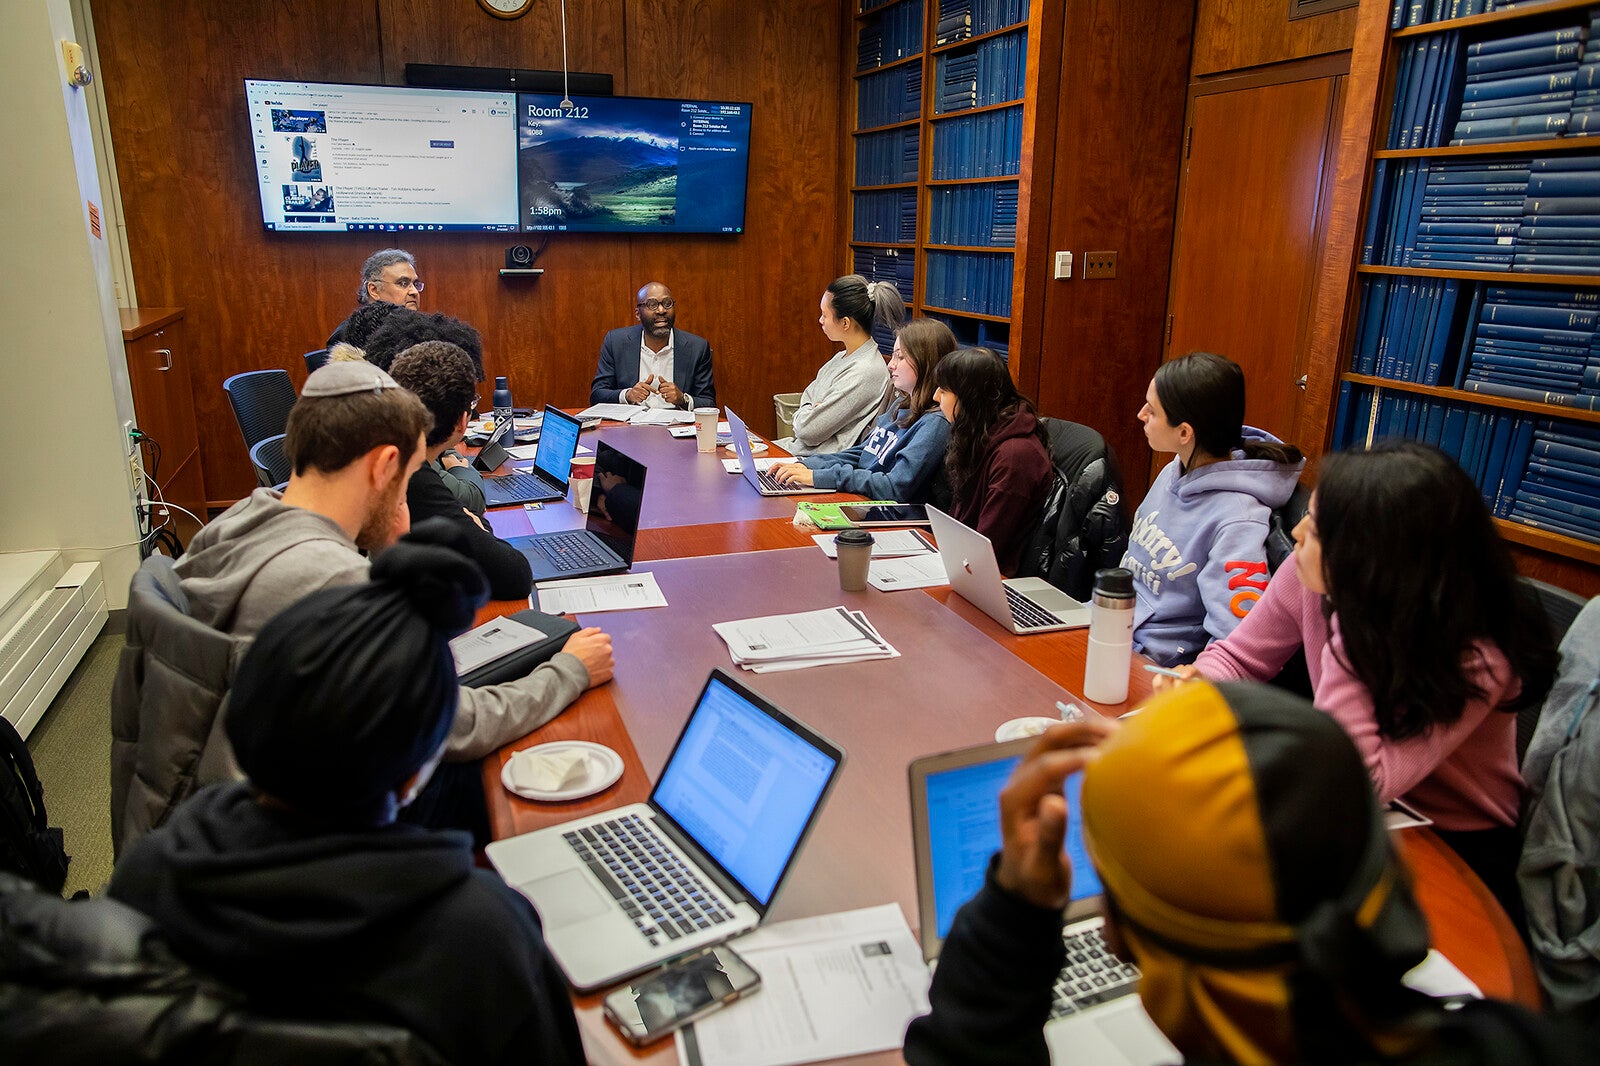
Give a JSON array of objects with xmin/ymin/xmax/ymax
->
[{"xmin": 1161, "ymin": 441, "xmax": 1556, "ymax": 923}]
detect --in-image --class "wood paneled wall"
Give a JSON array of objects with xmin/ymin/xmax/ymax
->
[
  {"xmin": 90, "ymin": 0, "xmax": 845, "ymax": 505},
  {"xmin": 1191, "ymin": 0, "xmax": 1358, "ymax": 76}
]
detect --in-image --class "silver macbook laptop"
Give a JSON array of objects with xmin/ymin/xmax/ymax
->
[
  {"xmin": 909, "ymin": 740, "xmax": 1178, "ymax": 1066},
  {"xmin": 505, "ymin": 438, "xmax": 644, "ymax": 583},
  {"xmin": 925, "ymin": 506, "xmax": 1091, "ymax": 633},
  {"xmin": 726, "ymin": 407, "xmax": 829, "ymax": 495},
  {"xmin": 479, "ymin": 405, "xmax": 581, "ymax": 507},
  {"xmin": 486, "ymin": 669, "xmax": 845, "ymax": 992}
]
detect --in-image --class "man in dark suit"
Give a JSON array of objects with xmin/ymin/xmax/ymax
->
[{"xmin": 590, "ymin": 282, "xmax": 716, "ymax": 410}]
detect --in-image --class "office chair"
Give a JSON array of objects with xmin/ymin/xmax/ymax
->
[
  {"xmin": 303, "ymin": 348, "xmax": 330, "ymax": 374},
  {"xmin": 1516, "ymin": 576, "xmax": 1590, "ymax": 762},
  {"xmin": 1020, "ymin": 418, "xmax": 1128, "ymax": 602},
  {"xmin": 223, "ymin": 370, "xmax": 297, "ymax": 454},
  {"xmin": 250, "ymin": 434, "xmax": 292, "ymax": 490}
]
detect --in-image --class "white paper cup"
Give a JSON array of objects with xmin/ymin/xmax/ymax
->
[{"xmin": 694, "ymin": 407, "xmax": 719, "ymax": 453}]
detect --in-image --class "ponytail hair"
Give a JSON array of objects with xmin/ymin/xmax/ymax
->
[
  {"xmin": 1154, "ymin": 351, "xmax": 1302, "ymax": 466},
  {"xmin": 827, "ymin": 274, "xmax": 906, "ymax": 337}
]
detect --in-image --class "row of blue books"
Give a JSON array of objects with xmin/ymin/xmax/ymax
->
[
  {"xmin": 1387, "ymin": 31, "xmax": 1463, "ymax": 149},
  {"xmin": 927, "ymin": 181, "xmax": 1018, "ymax": 247},
  {"xmin": 930, "ymin": 105, "xmax": 1022, "ymax": 178},
  {"xmin": 1452, "ymin": 21, "xmax": 1596, "ymax": 144},
  {"xmin": 1459, "ymin": 285, "xmax": 1600, "ymax": 408},
  {"xmin": 1331, "ymin": 383, "xmax": 1548, "ymax": 523},
  {"xmin": 853, "ymin": 247, "xmax": 916, "ymax": 305},
  {"xmin": 856, "ymin": 126, "xmax": 920, "ymax": 186},
  {"xmin": 1389, "ymin": 0, "xmax": 1567, "ymax": 26},
  {"xmin": 857, "ymin": 0, "xmax": 923, "ymax": 71},
  {"xmin": 1350, "ymin": 276, "xmax": 1466, "ymax": 383},
  {"xmin": 1511, "ymin": 420, "xmax": 1600, "ymax": 542},
  {"xmin": 1513, "ymin": 156, "xmax": 1600, "ymax": 272},
  {"xmin": 1575, "ymin": 15, "xmax": 1600, "ymax": 133},
  {"xmin": 853, "ymin": 189, "xmax": 918, "ymax": 244},
  {"xmin": 932, "ymin": 30, "xmax": 1026, "ymax": 114},
  {"xmin": 927, "ymin": 312, "xmax": 1011, "ymax": 359},
  {"xmin": 925, "ymin": 249, "xmax": 1013, "ymax": 317},
  {"xmin": 857, "ymin": 63, "xmax": 922, "ymax": 129},
  {"xmin": 935, "ymin": 0, "xmax": 1028, "ymax": 45}
]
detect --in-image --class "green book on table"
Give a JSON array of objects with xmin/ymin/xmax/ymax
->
[{"xmin": 796, "ymin": 500, "xmax": 897, "ymax": 530}]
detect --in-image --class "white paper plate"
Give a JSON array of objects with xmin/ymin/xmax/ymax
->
[
  {"xmin": 993, "ymin": 716, "xmax": 1061, "ymax": 743},
  {"xmin": 501, "ymin": 740, "xmax": 624, "ymax": 801}
]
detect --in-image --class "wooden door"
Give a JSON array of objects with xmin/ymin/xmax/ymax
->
[{"xmin": 1166, "ymin": 68, "xmax": 1345, "ymax": 453}]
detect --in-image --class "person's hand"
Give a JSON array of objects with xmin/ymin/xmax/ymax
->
[
  {"xmin": 386, "ymin": 499, "xmax": 411, "ymax": 549},
  {"xmin": 1150, "ymin": 663, "xmax": 1200, "ymax": 693},
  {"xmin": 463, "ymin": 507, "xmax": 488, "ymax": 531},
  {"xmin": 597, "ymin": 470, "xmax": 625, "ymax": 491},
  {"xmin": 626, "ymin": 380, "xmax": 653, "ymax": 405},
  {"xmin": 771, "ymin": 461, "xmax": 813, "ymax": 487},
  {"xmin": 996, "ymin": 719, "xmax": 1116, "ymax": 910},
  {"xmin": 658, "ymin": 379, "xmax": 684, "ymax": 407},
  {"xmin": 561, "ymin": 627, "xmax": 614, "ymax": 688},
  {"xmin": 440, "ymin": 452, "xmax": 468, "ymax": 471}
]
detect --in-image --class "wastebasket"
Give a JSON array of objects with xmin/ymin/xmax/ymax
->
[{"xmin": 773, "ymin": 392, "xmax": 802, "ymax": 439}]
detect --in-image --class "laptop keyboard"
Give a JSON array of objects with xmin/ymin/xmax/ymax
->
[
  {"xmin": 487, "ymin": 470, "xmax": 555, "ymax": 498},
  {"xmin": 755, "ymin": 469, "xmax": 789, "ymax": 492},
  {"xmin": 531, "ymin": 531, "xmax": 608, "ymax": 572},
  {"xmin": 1049, "ymin": 924, "xmax": 1141, "ymax": 1017},
  {"xmin": 563, "ymin": 814, "xmax": 735, "ymax": 947},
  {"xmin": 1005, "ymin": 584, "xmax": 1062, "ymax": 630}
]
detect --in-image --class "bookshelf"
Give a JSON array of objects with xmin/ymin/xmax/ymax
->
[
  {"xmin": 1325, "ymin": 0, "xmax": 1600, "ymax": 566},
  {"xmin": 849, "ymin": 0, "xmax": 1039, "ymax": 358}
]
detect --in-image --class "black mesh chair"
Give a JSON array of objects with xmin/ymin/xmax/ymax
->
[
  {"xmin": 249, "ymin": 434, "xmax": 292, "ymax": 490},
  {"xmin": 223, "ymin": 370, "xmax": 297, "ymax": 453},
  {"xmin": 1516, "ymin": 576, "xmax": 1590, "ymax": 762},
  {"xmin": 303, "ymin": 348, "xmax": 330, "ymax": 374}
]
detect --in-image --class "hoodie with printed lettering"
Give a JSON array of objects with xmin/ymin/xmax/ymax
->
[{"xmin": 1122, "ymin": 427, "xmax": 1304, "ymax": 666}]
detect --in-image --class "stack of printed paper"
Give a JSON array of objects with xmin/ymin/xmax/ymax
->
[{"xmin": 713, "ymin": 606, "xmax": 899, "ymax": 673}]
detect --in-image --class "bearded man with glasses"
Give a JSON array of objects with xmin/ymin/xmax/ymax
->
[{"xmin": 590, "ymin": 281, "xmax": 717, "ymax": 410}]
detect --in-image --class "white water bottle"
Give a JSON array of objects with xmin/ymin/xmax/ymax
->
[{"xmin": 1083, "ymin": 567, "xmax": 1135, "ymax": 705}]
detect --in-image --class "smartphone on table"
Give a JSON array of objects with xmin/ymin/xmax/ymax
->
[{"xmin": 602, "ymin": 944, "xmax": 762, "ymax": 1046}]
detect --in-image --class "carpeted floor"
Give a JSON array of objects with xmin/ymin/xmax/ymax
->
[{"xmin": 26, "ymin": 630, "xmax": 122, "ymax": 897}]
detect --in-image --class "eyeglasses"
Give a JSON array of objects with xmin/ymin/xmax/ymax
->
[
  {"xmin": 468, "ymin": 396, "xmax": 480, "ymax": 416},
  {"xmin": 637, "ymin": 298, "xmax": 675, "ymax": 312},
  {"xmin": 390, "ymin": 277, "xmax": 424, "ymax": 292}
]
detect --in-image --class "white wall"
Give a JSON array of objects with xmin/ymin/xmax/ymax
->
[{"xmin": 0, "ymin": 0, "xmax": 141, "ymax": 608}]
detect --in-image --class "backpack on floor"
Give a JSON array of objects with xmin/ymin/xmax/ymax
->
[{"xmin": 0, "ymin": 717, "xmax": 69, "ymax": 895}]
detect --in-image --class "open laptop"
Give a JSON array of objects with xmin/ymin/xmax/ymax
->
[
  {"xmin": 727, "ymin": 407, "xmax": 829, "ymax": 496},
  {"xmin": 504, "ymin": 439, "xmax": 646, "ymax": 582},
  {"xmin": 487, "ymin": 669, "xmax": 845, "ymax": 991},
  {"xmin": 478, "ymin": 405, "xmax": 582, "ymax": 507},
  {"xmin": 926, "ymin": 505, "xmax": 1091, "ymax": 633},
  {"xmin": 909, "ymin": 740, "xmax": 1179, "ymax": 1066}
]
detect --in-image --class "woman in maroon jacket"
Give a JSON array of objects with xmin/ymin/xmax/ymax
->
[{"xmin": 933, "ymin": 347, "xmax": 1052, "ymax": 576}]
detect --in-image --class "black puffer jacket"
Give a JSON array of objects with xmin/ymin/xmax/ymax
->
[
  {"xmin": 0, "ymin": 871, "xmax": 448, "ymax": 1065},
  {"xmin": 1018, "ymin": 418, "xmax": 1129, "ymax": 601}
]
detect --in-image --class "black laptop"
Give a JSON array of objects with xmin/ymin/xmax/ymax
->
[
  {"xmin": 478, "ymin": 405, "xmax": 582, "ymax": 507},
  {"xmin": 506, "ymin": 439, "xmax": 648, "ymax": 582}
]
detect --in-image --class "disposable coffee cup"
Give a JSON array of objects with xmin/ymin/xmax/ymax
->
[
  {"xmin": 569, "ymin": 456, "xmax": 595, "ymax": 512},
  {"xmin": 694, "ymin": 407, "xmax": 719, "ymax": 453},
  {"xmin": 835, "ymin": 528, "xmax": 875, "ymax": 592}
]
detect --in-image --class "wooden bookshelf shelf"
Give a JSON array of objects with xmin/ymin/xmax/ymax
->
[
  {"xmin": 923, "ymin": 304, "xmax": 1012, "ymax": 323},
  {"xmin": 850, "ymin": 241, "xmax": 916, "ymax": 250},
  {"xmin": 1495, "ymin": 518, "xmax": 1600, "ymax": 566},
  {"xmin": 852, "ymin": 117, "xmax": 921, "ymax": 137},
  {"xmin": 1341, "ymin": 373, "xmax": 1600, "ymax": 425},
  {"xmin": 851, "ymin": 182, "xmax": 918, "ymax": 192},
  {"xmin": 929, "ymin": 98, "xmax": 1024, "ymax": 121},
  {"xmin": 1355, "ymin": 264, "xmax": 1600, "ymax": 288},
  {"xmin": 925, "ymin": 243, "xmax": 1015, "ymax": 253},
  {"xmin": 1374, "ymin": 138, "xmax": 1599, "ymax": 159},
  {"xmin": 929, "ymin": 21, "xmax": 1028, "ymax": 56},
  {"xmin": 854, "ymin": 52, "xmax": 922, "ymax": 78},
  {"xmin": 927, "ymin": 175, "xmax": 1021, "ymax": 185},
  {"xmin": 1391, "ymin": 0, "xmax": 1597, "ymax": 40}
]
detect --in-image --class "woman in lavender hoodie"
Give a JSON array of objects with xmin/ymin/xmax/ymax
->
[{"xmin": 1158, "ymin": 441, "xmax": 1557, "ymax": 923}]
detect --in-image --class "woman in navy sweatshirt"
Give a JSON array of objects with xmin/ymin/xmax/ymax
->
[
  {"xmin": 932, "ymin": 347, "xmax": 1052, "ymax": 576},
  {"xmin": 770, "ymin": 318, "xmax": 957, "ymax": 502}
]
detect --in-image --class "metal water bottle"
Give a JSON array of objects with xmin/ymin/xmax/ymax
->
[
  {"xmin": 1083, "ymin": 567, "xmax": 1135, "ymax": 705},
  {"xmin": 492, "ymin": 375, "xmax": 514, "ymax": 430}
]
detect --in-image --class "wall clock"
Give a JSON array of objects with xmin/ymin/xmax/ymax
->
[{"xmin": 478, "ymin": 0, "xmax": 534, "ymax": 19}]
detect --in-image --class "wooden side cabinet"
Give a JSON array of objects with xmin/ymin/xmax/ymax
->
[{"xmin": 120, "ymin": 307, "xmax": 205, "ymax": 545}]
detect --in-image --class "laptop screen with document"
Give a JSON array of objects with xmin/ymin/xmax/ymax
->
[
  {"xmin": 651, "ymin": 673, "xmax": 842, "ymax": 907},
  {"xmin": 534, "ymin": 405, "xmax": 581, "ymax": 483}
]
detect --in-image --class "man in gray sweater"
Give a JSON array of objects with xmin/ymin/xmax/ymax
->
[{"xmin": 177, "ymin": 361, "xmax": 613, "ymax": 763}]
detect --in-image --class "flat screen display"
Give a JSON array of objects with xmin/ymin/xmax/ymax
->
[
  {"xmin": 244, "ymin": 81, "xmax": 754, "ymax": 236},
  {"xmin": 245, "ymin": 80, "xmax": 520, "ymax": 233},
  {"xmin": 516, "ymin": 93, "xmax": 752, "ymax": 234}
]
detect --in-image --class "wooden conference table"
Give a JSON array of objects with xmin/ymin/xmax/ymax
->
[{"xmin": 474, "ymin": 421, "xmax": 1538, "ymax": 1065}]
